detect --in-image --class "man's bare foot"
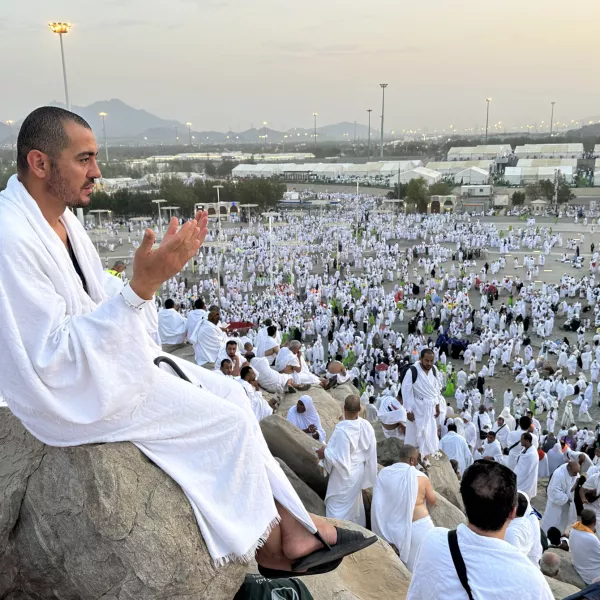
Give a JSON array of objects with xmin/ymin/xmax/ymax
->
[{"xmin": 281, "ymin": 519, "xmax": 338, "ymax": 561}]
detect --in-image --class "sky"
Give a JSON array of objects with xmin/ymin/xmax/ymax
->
[{"xmin": 2, "ymin": 0, "xmax": 600, "ymax": 134}]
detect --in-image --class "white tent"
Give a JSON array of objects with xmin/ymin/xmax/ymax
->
[
  {"xmin": 399, "ymin": 166, "xmax": 441, "ymax": 185},
  {"xmin": 514, "ymin": 144, "xmax": 583, "ymax": 159},
  {"xmin": 447, "ymin": 145, "xmax": 512, "ymax": 161},
  {"xmin": 427, "ymin": 160, "xmax": 493, "ymax": 176},
  {"xmin": 517, "ymin": 158, "xmax": 577, "ymax": 169},
  {"xmin": 453, "ymin": 167, "xmax": 489, "ymax": 185},
  {"xmin": 505, "ymin": 166, "xmax": 574, "ymax": 186}
]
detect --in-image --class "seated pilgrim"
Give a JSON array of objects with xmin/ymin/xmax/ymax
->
[
  {"xmin": 0, "ymin": 106, "xmax": 375, "ymax": 578},
  {"xmin": 275, "ymin": 341, "xmax": 333, "ymax": 389}
]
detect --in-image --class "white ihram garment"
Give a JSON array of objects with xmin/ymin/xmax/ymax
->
[
  {"xmin": 250, "ymin": 356, "xmax": 290, "ymax": 394},
  {"xmin": 371, "ymin": 463, "xmax": 432, "ymax": 572},
  {"xmin": 158, "ymin": 308, "xmax": 187, "ymax": 344},
  {"xmin": 0, "ymin": 176, "xmax": 315, "ymax": 565},
  {"xmin": 191, "ymin": 319, "xmax": 226, "ymax": 366},
  {"xmin": 402, "ymin": 364, "xmax": 440, "ymax": 457},
  {"xmin": 407, "ymin": 524, "xmax": 553, "ymax": 600},
  {"xmin": 323, "ymin": 418, "xmax": 377, "ymax": 526},
  {"xmin": 377, "ymin": 395, "xmax": 407, "ymax": 440},
  {"xmin": 570, "ymin": 526, "xmax": 600, "ymax": 585},
  {"xmin": 540, "ymin": 463, "xmax": 577, "ymax": 534},
  {"xmin": 514, "ymin": 446, "xmax": 539, "ymax": 499},
  {"xmin": 505, "ymin": 494, "xmax": 543, "ymax": 566},
  {"xmin": 439, "ymin": 431, "xmax": 474, "ymax": 474}
]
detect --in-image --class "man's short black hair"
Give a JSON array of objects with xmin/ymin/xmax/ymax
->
[
  {"xmin": 226, "ymin": 340, "xmax": 237, "ymax": 348},
  {"xmin": 220, "ymin": 358, "xmax": 232, "ymax": 368},
  {"xmin": 164, "ymin": 298, "xmax": 175, "ymax": 309},
  {"xmin": 267, "ymin": 325, "xmax": 277, "ymax": 336},
  {"xmin": 516, "ymin": 492, "xmax": 528, "ymax": 518},
  {"xmin": 519, "ymin": 416, "xmax": 532, "ymax": 431},
  {"xmin": 194, "ymin": 298, "xmax": 205, "ymax": 310},
  {"xmin": 546, "ymin": 526, "xmax": 561, "ymax": 546},
  {"xmin": 581, "ymin": 508, "xmax": 596, "ymax": 528},
  {"xmin": 447, "ymin": 423, "xmax": 457, "ymax": 432},
  {"xmin": 17, "ymin": 106, "xmax": 91, "ymax": 172},
  {"xmin": 240, "ymin": 365, "xmax": 253, "ymax": 380},
  {"xmin": 460, "ymin": 461, "xmax": 517, "ymax": 532},
  {"xmin": 420, "ymin": 348, "xmax": 434, "ymax": 359},
  {"xmin": 521, "ymin": 432, "xmax": 533, "ymax": 444}
]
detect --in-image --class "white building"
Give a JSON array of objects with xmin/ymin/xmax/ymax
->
[
  {"xmin": 426, "ymin": 160, "xmax": 493, "ymax": 176},
  {"xmin": 516, "ymin": 158, "xmax": 578, "ymax": 169},
  {"xmin": 453, "ymin": 167, "xmax": 489, "ymax": 185},
  {"xmin": 514, "ymin": 144, "xmax": 583, "ymax": 159},
  {"xmin": 447, "ymin": 145, "xmax": 512, "ymax": 161},
  {"xmin": 399, "ymin": 166, "xmax": 442, "ymax": 185},
  {"xmin": 505, "ymin": 166, "xmax": 574, "ymax": 186}
]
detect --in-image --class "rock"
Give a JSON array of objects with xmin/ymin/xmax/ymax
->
[
  {"xmin": 275, "ymin": 458, "xmax": 326, "ymax": 516},
  {"xmin": 429, "ymin": 492, "xmax": 467, "ymax": 529},
  {"xmin": 547, "ymin": 548, "xmax": 586, "ymax": 589},
  {"xmin": 301, "ymin": 519, "xmax": 411, "ymax": 600},
  {"xmin": 277, "ymin": 386, "xmax": 342, "ymax": 441},
  {"xmin": 531, "ymin": 477, "xmax": 549, "ymax": 514},
  {"xmin": 377, "ymin": 437, "xmax": 404, "ymax": 466},
  {"xmin": 427, "ymin": 452, "xmax": 464, "ymax": 511},
  {"xmin": 260, "ymin": 414, "xmax": 328, "ymax": 498},
  {"xmin": 0, "ymin": 409, "xmax": 247, "ymax": 599},
  {"xmin": 328, "ymin": 382, "xmax": 360, "ymax": 406},
  {"xmin": 544, "ymin": 575, "xmax": 581, "ymax": 599}
]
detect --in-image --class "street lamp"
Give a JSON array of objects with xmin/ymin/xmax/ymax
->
[
  {"xmin": 485, "ymin": 98, "xmax": 492, "ymax": 143},
  {"xmin": 186, "ymin": 122, "xmax": 193, "ymax": 147},
  {"xmin": 367, "ymin": 109, "xmax": 373, "ymax": 160},
  {"xmin": 262, "ymin": 121, "xmax": 268, "ymax": 154},
  {"xmin": 312, "ymin": 112, "xmax": 318, "ymax": 152},
  {"xmin": 213, "ymin": 184, "xmax": 224, "ymax": 235},
  {"xmin": 152, "ymin": 199, "xmax": 167, "ymax": 239},
  {"xmin": 99, "ymin": 112, "xmax": 109, "ymax": 162},
  {"xmin": 550, "ymin": 102, "xmax": 556, "ymax": 136},
  {"xmin": 379, "ymin": 84, "xmax": 388, "ymax": 159},
  {"xmin": 6, "ymin": 120, "xmax": 15, "ymax": 164},
  {"xmin": 48, "ymin": 22, "xmax": 72, "ymax": 111}
]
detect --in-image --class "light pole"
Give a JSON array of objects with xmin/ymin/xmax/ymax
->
[
  {"xmin": 48, "ymin": 22, "xmax": 72, "ymax": 111},
  {"xmin": 152, "ymin": 199, "xmax": 167, "ymax": 239},
  {"xmin": 550, "ymin": 102, "xmax": 556, "ymax": 136},
  {"xmin": 6, "ymin": 120, "xmax": 15, "ymax": 163},
  {"xmin": 485, "ymin": 98, "xmax": 492, "ymax": 143},
  {"xmin": 379, "ymin": 84, "xmax": 388, "ymax": 159},
  {"xmin": 262, "ymin": 121, "xmax": 268, "ymax": 154},
  {"xmin": 312, "ymin": 112, "xmax": 318, "ymax": 152},
  {"xmin": 367, "ymin": 109, "xmax": 373, "ymax": 160},
  {"xmin": 213, "ymin": 184, "xmax": 224, "ymax": 235},
  {"xmin": 353, "ymin": 120, "xmax": 357, "ymax": 144},
  {"xmin": 186, "ymin": 122, "xmax": 193, "ymax": 147},
  {"xmin": 99, "ymin": 112, "xmax": 109, "ymax": 162}
]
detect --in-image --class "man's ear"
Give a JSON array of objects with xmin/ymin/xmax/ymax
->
[{"xmin": 27, "ymin": 150, "xmax": 51, "ymax": 179}]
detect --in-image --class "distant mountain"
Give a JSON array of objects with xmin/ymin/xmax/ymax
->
[{"xmin": 0, "ymin": 100, "xmax": 378, "ymax": 146}]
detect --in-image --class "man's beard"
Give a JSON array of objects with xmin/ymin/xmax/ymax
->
[{"xmin": 45, "ymin": 163, "xmax": 92, "ymax": 208}]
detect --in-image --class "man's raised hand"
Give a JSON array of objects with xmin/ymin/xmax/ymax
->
[{"xmin": 130, "ymin": 212, "xmax": 209, "ymax": 300}]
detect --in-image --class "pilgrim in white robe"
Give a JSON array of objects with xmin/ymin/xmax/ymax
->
[
  {"xmin": 250, "ymin": 356, "xmax": 290, "ymax": 394},
  {"xmin": 238, "ymin": 378, "xmax": 273, "ymax": 422},
  {"xmin": 406, "ymin": 524, "xmax": 553, "ymax": 600},
  {"xmin": 402, "ymin": 364, "xmax": 440, "ymax": 458},
  {"xmin": 475, "ymin": 438, "xmax": 503, "ymax": 462},
  {"xmin": 439, "ymin": 431, "xmax": 474, "ymax": 474},
  {"xmin": 377, "ymin": 395, "xmax": 407, "ymax": 440},
  {"xmin": 275, "ymin": 348, "xmax": 320, "ymax": 386},
  {"xmin": 371, "ymin": 463, "xmax": 432, "ymax": 572},
  {"xmin": 540, "ymin": 463, "xmax": 577, "ymax": 534},
  {"xmin": 186, "ymin": 308, "xmax": 207, "ymax": 339},
  {"xmin": 323, "ymin": 418, "xmax": 377, "ymax": 526},
  {"xmin": 0, "ymin": 176, "xmax": 316, "ymax": 566},
  {"xmin": 191, "ymin": 318, "xmax": 226, "ymax": 366},
  {"xmin": 514, "ymin": 446, "xmax": 539, "ymax": 499},
  {"xmin": 570, "ymin": 525, "xmax": 600, "ymax": 585},
  {"xmin": 287, "ymin": 395, "xmax": 326, "ymax": 442},
  {"xmin": 505, "ymin": 493, "xmax": 543, "ymax": 566},
  {"xmin": 157, "ymin": 308, "xmax": 187, "ymax": 345},
  {"xmin": 547, "ymin": 443, "xmax": 567, "ymax": 477}
]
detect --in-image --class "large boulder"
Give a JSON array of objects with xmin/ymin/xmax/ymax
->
[
  {"xmin": 429, "ymin": 492, "xmax": 467, "ymax": 529},
  {"xmin": 275, "ymin": 458, "xmax": 326, "ymax": 516},
  {"xmin": 260, "ymin": 414, "xmax": 328, "ymax": 498},
  {"xmin": 427, "ymin": 452, "xmax": 464, "ymax": 511},
  {"xmin": 0, "ymin": 409, "xmax": 247, "ymax": 599},
  {"xmin": 328, "ymin": 382, "xmax": 361, "ymax": 405},
  {"xmin": 277, "ymin": 386, "xmax": 342, "ymax": 441},
  {"xmin": 377, "ymin": 437, "xmax": 404, "ymax": 466},
  {"xmin": 531, "ymin": 477, "xmax": 549, "ymax": 514},
  {"xmin": 301, "ymin": 519, "xmax": 411, "ymax": 600},
  {"xmin": 547, "ymin": 548, "xmax": 586, "ymax": 589},
  {"xmin": 544, "ymin": 575, "xmax": 581, "ymax": 600}
]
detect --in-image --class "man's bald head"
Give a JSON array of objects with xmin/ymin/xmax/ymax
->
[
  {"xmin": 344, "ymin": 395, "xmax": 361, "ymax": 414},
  {"xmin": 567, "ymin": 460, "xmax": 581, "ymax": 476},
  {"xmin": 540, "ymin": 552, "xmax": 560, "ymax": 577}
]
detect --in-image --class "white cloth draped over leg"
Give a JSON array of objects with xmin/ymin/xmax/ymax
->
[{"xmin": 0, "ymin": 176, "xmax": 315, "ymax": 567}]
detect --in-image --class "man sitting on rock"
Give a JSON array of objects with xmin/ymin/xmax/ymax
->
[
  {"xmin": 0, "ymin": 106, "xmax": 375, "ymax": 578},
  {"xmin": 316, "ymin": 395, "xmax": 377, "ymax": 526},
  {"xmin": 275, "ymin": 341, "xmax": 333, "ymax": 389},
  {"xmin": 570, "ymin": 509, "xmax": 600, "ymax": 585},
  {"xmin": 371, "ymin": 444, "xmax": 437, "ymax": 572}
]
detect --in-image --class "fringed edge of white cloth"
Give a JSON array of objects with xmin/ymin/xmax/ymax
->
[{"xmin": 212, "ymin": 514, "xmax": 281, "ymax": 568}]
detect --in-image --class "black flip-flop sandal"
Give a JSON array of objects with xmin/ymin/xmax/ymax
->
[{"xmin": 257, "ymin": 557, "xmax": 343, "ymax": 579}]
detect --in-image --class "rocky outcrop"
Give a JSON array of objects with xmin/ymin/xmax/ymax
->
[
  {"xmin": 0, "ymin": 408, "xmax": 247, "ymax": 600},
  {"xmin": 427, "ymin": 452, "xmax": 464, "ymax": 511},
  {"xmin": 277, "ymin": 386, "xmax": 342, "ymax": 441},
  {"xmin": 376, "ymin": 437, "xmax": 404, "ymax": 466},
  {"xmin": 544, "ymin": 575, "xmax": 581, "ymax": 599},
  {"xmin": 301, "ymin": 519, "xmax": 411, "ymax": 600},
  {"xmin": 547, "ymin": 547, "xmax": 586, "ymax": 589},
  {"xmin": 260, "ymin": 414, "xmax": 328, "ymax": 498},
  {"xmin": 328, "ymin": 382, "xmax": 361, "ymax": 406},
  {"xmin": 275, "ymin": 458, "xmax": 326, "ymax": 516},
  {"xmin": 429, "ymin": 492, "xmax": 467, "ymax": 529}
]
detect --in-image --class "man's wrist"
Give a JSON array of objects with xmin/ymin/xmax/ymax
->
[{"xmin": 129, "ymin": 277, "xmax": 157, "ymax": 301}]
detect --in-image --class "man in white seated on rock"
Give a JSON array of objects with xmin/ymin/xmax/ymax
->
[
  {"xmin": 474, "ymin": 430, "xmax": 504, "ymax": 462},
  {"xmin": 248, "ymin": 353, "xmax": 298, "ymax": 395},
  {"xmin": 570, "ymin": 509, "xmax": 600, "ymax": 585},
  {"xmin": 186, "ymin": 297, "xmax": 207, "ymax": 340},
  {"xmin": 0, "ymin": 107, "xmax": 375, "ymax": 577},
  {"xmin": 238, "ymin": 365, "xmax": 274, "ymax": 421},
  {"xmin": 377, "ymin": 392, "xmax": 407, "ymax": 441},
  {"xmin": 407, "ymin": 461, "xmax": 553, "ymax": 599},
  {"xmin": 158, "ymin": 298, "xmax": 188, "ymax": 354},
  {"xmin": 514, "ymin": 432, "xmax": 539, "ymax": 499},
  {"xmin": 191, "ymin": 305, "xmax": 227, "ymax": 368},
  {"xmin": 215, "ymin": 339, "xmax": 246, "ymax": 377},
  {"xmin": 439, "ymin": 422, "xmax": 473, "ymax": 475},
  {"xmin": 540, "ymin": 460, "xmax": 579, "ymax": 534},
  {"xmin": 504, "ymin": 491, "xmax": 543, "ymax": 567},
  {"xmin": 316, "ymin": 395, "xmax": 377, "ymax": 526},
  {"xmin": 275, "ymin": 341, "xmax": 330, "ymax": 389},
  {"xmin": 371, "ymin": 445, "xmax": 437, "ymax": 572}
]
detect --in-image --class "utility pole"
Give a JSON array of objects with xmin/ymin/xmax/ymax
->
[
  {"xmin": 485, "ymin": 98, "xmax": 492, "ymax": 143},
  {"xmin": 367, "ymin": 109, "xmax": 372, "ymax": 160},
  {"xmin": 550, "ymin": 102, "xmax": 556, "ymax": 136},
  {"xmin": 379, "ymin": 84, "xmax": 388, "ymax": 158}
]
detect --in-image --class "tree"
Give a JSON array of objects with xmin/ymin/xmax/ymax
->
[
  {"xmin": 538, "ymin": 179, "xmax": 555, "ymax": 202},
  {"xmin": 204, "ymin": 161, "xmax": 217, "ymax": 177},
  {"xmin": 557, "ymin": 180, "xmax": 575, "ymax": 204},
  {"xmin": 217, "ymin": 159, "xmax": 238, "ymax": 177},
  {"xmin": 511, "ymin": 191, "xmax": 525, "ymax": 206},
  {"xmin": 390, "ymin": 182, "xmax": 407, "ymax": 199},
  {"xmin": 524, "ymin": 182, "xmax": 542, "ymax": 201},
  {"xmin": 428, "ymin": 181, "xmax": 453, "ymax": 196},
  {"xmin": 405, "ymin": 177, "xmax": 429, "ymax": 213}
]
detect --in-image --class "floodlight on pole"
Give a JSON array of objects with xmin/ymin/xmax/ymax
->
[
  {"xmin": 6, "ymin": 120, "xmax": 15, "ymax": 163},
  {"xmin": 379, "ymin": 84, "xmax": 388, "ymax": 159},
  {"xmin": 367, "ymin": 109, "xmax": 373, "ymax": 160},
  {"xmin": 48, "ymin": 22, "xmax": 72, "ymax": 111},
  {"xmin": 312, "ymin": 113, "xmax": 318, "ymax": 151},
  {"xmin": 186, "ymin": 122, "xmax": 193, "ymax": 147},
  {"xmin": 152, "ymin": 199, "xmax": 167, "ymax": 238},
  {"xmin": 99, "ymin": 112, "xmax": 109, "ymax": 162},
  {"xmin": 485, "ymin": 98, "xmax": 492, "ymax": 143},
  {"xmin": 550, "ymin": 102, "xmax": 556, "ymax": 136}
]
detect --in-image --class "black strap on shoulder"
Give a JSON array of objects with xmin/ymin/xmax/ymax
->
[{"xmin": 448, "ymin": 530, "xmax": 475, "ymax": 600}]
